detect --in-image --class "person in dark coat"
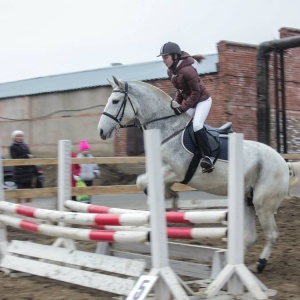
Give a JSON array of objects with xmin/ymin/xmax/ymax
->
[
  {"xmin": 158, "ymin": 42, "xmax": 214, "ymax": 173},
  {"xmin": 9, "ymin": 130, "xmax": 35, "ymax": 203}
]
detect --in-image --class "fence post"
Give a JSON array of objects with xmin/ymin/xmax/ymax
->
[
  {"xmin": 227, "ymin": 132, "xmax": 244, "ymax": 293},
  {"xmin": 144, "ymin": 129, "xmax": 170, "ymax": 299},
  {"xmin": 0, "ymin": 144, "xmax": 8, "ymax": 258},
  {"xmin": 206, "ymin": 133, "xmax": 269, "ymax": 300},
  {"xmin": 53, "ymin": 140, "xmax": 75, "ymax": 249},
  {"xmin": 127, "ymin": 129, "xmax": 189, "ymax": 300},
  {"xmin": 57, "ymin": 140, "xmax": 71, "ymax": 211}
]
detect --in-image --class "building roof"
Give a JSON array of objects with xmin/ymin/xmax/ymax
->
[{"xmin": 0, "ymin": 54, "xmax": 218, "ymax": 99}]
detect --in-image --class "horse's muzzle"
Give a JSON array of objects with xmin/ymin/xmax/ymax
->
[{"xmin": 99, "ymin": 129, "xmax": 106, "ymax": 140}]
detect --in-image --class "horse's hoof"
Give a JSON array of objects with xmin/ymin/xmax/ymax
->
[
  {"xmin": 165, "ymin": 208, "xmax": 173, "ymax": 212},
  {"xmin": 257, "ymin": 258, "xmax": 267, "ymax": 273}
]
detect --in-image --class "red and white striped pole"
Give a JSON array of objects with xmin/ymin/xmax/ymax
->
[
  {"xmin": 94, "ymin": 225, "xmax": 227, "ymax": 240},
  {"xmin": 64, "ymin": 200, "xmax": 227, "ymax": 224},
  {"xmin": 0, "ymin": 201, "xmax": 227, "ymax": 226},
  {"xmin": 0, "ymin": 214, "xmax": 148, "ymax": 244}
]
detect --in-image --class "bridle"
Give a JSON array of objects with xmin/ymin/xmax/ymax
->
[
  {"xmin": 102, "ymin": 82, "xmax": 138, "ymax": 128},
  {"xmin": 102, "ymin": 81, "xmax": 178, "ymax": 131},
  {"xmin": 102, "ymin": 81, "xmax": 187, "ymax": 144}
]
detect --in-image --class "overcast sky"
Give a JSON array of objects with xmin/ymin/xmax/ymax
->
[{"xmin": 0, "ymin": 0, "xmax": 300, "ymax": 83}]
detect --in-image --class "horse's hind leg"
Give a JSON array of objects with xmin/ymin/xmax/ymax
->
[
  {"xmin": 244, "ymin": 204, "xmax": 257, "ymax": 252},
  {"xmin": 255, "ymin": 208, "xmax": 279, "ymax": 273},
  {"xmin": 253, "ymin": 176, "xmax": 287, "ymax": 273}
]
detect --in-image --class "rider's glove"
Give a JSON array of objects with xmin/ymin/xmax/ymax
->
[{"xmin": 173, "ymin": 106, "xmax": 183, "ymax": 115}]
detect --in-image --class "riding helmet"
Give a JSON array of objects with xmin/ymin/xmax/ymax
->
[{"xmin": 157, "ymin": 42, "xmax": 181, "ymax": 57}]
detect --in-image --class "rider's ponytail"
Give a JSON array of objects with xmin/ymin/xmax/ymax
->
[{"xmin": 191, "ymin": 54, "xmax": 206, "ymax": 63}]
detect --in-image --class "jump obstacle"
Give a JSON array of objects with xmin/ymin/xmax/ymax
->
[
  {"xmin": 0, "ymin": 201, "xmax": 227, "ymax": 241},
  {"xmin": 0, "ymin": 131, "xmax": 275, "ymax": 299}
]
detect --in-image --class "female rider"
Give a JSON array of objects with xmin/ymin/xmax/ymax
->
[{"xmin": 158, "ymin": 42, "xmax": 214, "ymax": 173}]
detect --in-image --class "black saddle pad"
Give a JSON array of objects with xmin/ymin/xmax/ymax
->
[{"xmin": 182, "ymin": 128, "xmax": 229, "ymax": 161}]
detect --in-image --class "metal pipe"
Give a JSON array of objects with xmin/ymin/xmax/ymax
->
[
  {"xmin": 280, "ymin": 50, "xmax": 288, "ymax": 153},
  {"xmin": 274, "ymin": 49, "xmax": 280, "ymax": 152},
  {"xmin": 257, "ymin": 36, "xmax": 300, "ymax": 145}
]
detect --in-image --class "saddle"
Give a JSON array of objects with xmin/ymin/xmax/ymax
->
[{"xmin": 181, "ymin": 121, "xmax": 233, "ymax": 184}]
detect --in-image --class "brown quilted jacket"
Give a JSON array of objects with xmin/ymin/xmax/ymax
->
[{"xmin": 167, "ymin": 52, "xmax": 210, "ymax": 111}]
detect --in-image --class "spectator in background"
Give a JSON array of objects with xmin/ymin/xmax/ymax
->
[
  {"xmin": 71, "ymin": 152, "xmax": 80, "ymax": 201},
  {"xmin": 77, "ymin": 140, "xmax": 100, "ymax": 187},
  {"xmin": 9, "ymin": 130, "xmax": 35, "ymax": 203}
]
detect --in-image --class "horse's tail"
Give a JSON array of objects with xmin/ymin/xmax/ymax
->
[{"xmin": 287, "ymin": 161, "xmax": 300, "ymax": 196}]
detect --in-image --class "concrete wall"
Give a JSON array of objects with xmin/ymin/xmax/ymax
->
[{"xmin": 0, "ymin": 87, "xmax": 114, "ymax": 157}]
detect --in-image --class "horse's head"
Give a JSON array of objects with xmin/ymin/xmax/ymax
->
[{"xmin": 98, "ymin": 76, "xmax": 138, "ymax": 140}]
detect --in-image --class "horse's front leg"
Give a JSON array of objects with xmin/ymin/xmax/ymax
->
[
  {"xmin": 136, "ymin": 164, "xmax": 181, "ymax": 210},
  {"xmin": 163, "ymin": 165, "xmax": 182, "ymax": 210},
  {"xmin": 136, "ymin": 173, "xmax": 149, "ymax": 195}
]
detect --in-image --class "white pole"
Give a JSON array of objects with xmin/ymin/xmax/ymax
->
[
  {"xmin": 206, "ymin": 133, "xmax": 269, "ymax": 299},
  {"xmin": 55, "ymin": 140, "xmax": 75, "ymax": 249},
  {"xmin": 0, "ymin": 144, "xmax": 8, "ymax": 258},
  {"xmin": 144, "ymin": 130, "xmax": 170, "ymax": 299},
  {"xmin": 128, "ymin": 130, "xmax": 191, "ymax": 300},
  {"xmin": 228, "ymin": 133, "xmax": 244, "ymax": 293},
  {"xmin": 58, "ymin": 140, "xmax": 71, "ymax": 212},
  {"xmin": 144, "ymin": 130, "xmax": 169, "ymax": 268},
  {"xmin": 0, "ymin": 145, "xmax": 4, "ymax": 202}
]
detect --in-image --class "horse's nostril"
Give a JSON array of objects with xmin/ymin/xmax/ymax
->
[{"xmin": 100, "ymin": 129, "xmax": 103, "ymax": 136}]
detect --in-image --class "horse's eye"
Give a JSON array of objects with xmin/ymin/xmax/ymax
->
[{"xmin": 112, "ymin": 100, "xmax": 119, "ymax": 104}]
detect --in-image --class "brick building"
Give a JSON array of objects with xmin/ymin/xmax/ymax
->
[{"xmin": 116, "ymin": 27, "xmax": 300, "ymax": 156}]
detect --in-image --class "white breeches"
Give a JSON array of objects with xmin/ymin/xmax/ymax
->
[{"xmin": 186, "ymin": 97, "xmax": 212, "ymax": 131}]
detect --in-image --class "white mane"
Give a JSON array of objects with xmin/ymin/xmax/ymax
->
[{"xmin": 130, "ymin": 80, "xmax": 172, "ymax": 104}]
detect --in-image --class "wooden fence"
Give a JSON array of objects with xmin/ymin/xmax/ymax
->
[
  {"xmin": 2, "ymin": 157, "xmax": 194, "ymax": 199},
  {"xmin": 2, "ymin": 153, "xmax": 299, "ymax": 199}
]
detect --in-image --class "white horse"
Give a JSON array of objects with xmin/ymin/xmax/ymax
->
[{"xmin": 98, "ymin": 76, "xmax": 297, "ymax": 273}]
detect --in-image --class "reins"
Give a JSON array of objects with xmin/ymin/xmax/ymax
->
[{"xmin": 161, "ymin": 127, "xmax": 186, "ymax": 145}]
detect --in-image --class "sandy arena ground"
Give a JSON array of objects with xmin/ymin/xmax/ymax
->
[{"xmin": 0, "ymin": 167, "xmax": 299, "ymax": 299}]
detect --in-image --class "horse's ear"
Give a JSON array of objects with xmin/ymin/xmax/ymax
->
[
  {"xmin": 112, "ymin": 76, "xmax": 120, "ymax": 86},
  {"xmin": 112, "ymin": 76, "xmax": 125, "ymax": 90},
  {"xmin": 106, "ymin": 78, "xmax": 114, "ymax": 88}
]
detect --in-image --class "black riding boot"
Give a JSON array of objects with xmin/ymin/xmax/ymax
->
[{"xmin": 194, "ymin": 128, "xmax": 214, "ymax": 173}]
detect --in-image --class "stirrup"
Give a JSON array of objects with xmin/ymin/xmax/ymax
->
[{"xmin": 200, "ymin": 157, "xmax": 214, "ymax": 173}]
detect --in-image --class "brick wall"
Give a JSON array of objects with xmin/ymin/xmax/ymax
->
[
  {"xmin": 115, "ymin": 27, "xmax": 300, "ymax": 156},
  {"xmin": 216, "ymin": 41, "xmax": 258, "ymax": 140},
  {"xmin": 278, "ymin": 28, "xmax": 300, "ymax": 151}
]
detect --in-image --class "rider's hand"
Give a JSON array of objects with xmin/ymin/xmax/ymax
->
[{"xmin": 173, "ymin": 107, "xmax": 183, "ymax": 115}]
